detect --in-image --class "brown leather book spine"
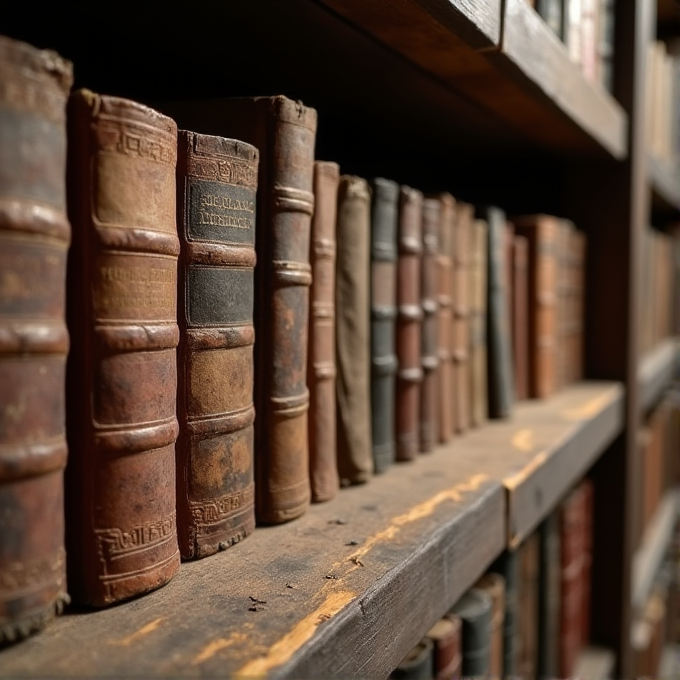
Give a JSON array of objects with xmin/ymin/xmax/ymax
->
[
  {"xmin": 514, "ymin": 216, "xmax": 558, "ymax": 399},
  {"xmin": 175, "ymin": 131, "xmax": 258, "ymax": 559},
  {"xmin": 518, "ymin": 532, "xmax": 540, "ymax": 680},
  {"xmin": 65, "ymin": 91, "xmax": 180, "ymax": 605},
  {"xmin": 571, "ymin": 228, "xmax": 586, "ymax": 382},
  {"xmin": 580, "ymin": 478, "xmax": 594, "ymax": 645},
  {"xmin": 336, "ymin": 175, "xmax": 372, "ymax": 484},
  {"xmin": 436, "ymin": 194, "xmax": 455, "ymax": 444},
  {"xmin": 512, "ymin": 235, "xmax": 529, "ymax": 401},
  {"xmin": 396, "ymin": 187, "xmax": 423, "ymax": 461},
  {"xmin": 0, "ymin": 36, "xmax": 72, "ymax": 643},
  {"xmin": 475, "ymin": 572, "xmax": 506, "ymax": 679},
  {"xmin": 308, "ymin": 161, "xmax": 340, "ymax": 501},
  {"xmin": 420, "ymin": 198, "xmax": 440, "ymax": 453},
  {"xmin": 453, "ymin": 203, "xmax": 472, "ymax": 433},
  {"xmin": 470, "ymin": 219, "xmax": 488, "ymax": 427},
  {"xmin": 555, "ymin": 220, "xmax": 571, "ymax": 391},
  {"xmin": 426, "ymin": 616, "xmax": 462, "ymax": 680}
]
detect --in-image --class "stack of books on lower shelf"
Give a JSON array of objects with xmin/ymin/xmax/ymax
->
[
  {"xmin": 390, "ymin": 476, "xmax": 597, "ymax": 679},
  {"xmin": 1, "ymin": 32, "xmax": 589, "ymax": 647}
]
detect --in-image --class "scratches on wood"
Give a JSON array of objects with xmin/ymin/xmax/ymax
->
[
  {"xmin": 561, "ymin": 390, "xmax": 616, "ymax": 421},
  {"xmin": 504, "ymin": 452, "xmax": 547, "ymax": 491},
  {"xmin": 512, "ymin": 428, "xmax": 534, "ymax": 452},
  {"xmin": 109, "ymin": 618, "xmax": 162, "ymax": 646},
  {"xmin": 235, "ymin": 590, "xmax": 356, "ymax": 676},
  {"xmin": 192, "ymin": 634, "xmax": 247, "ymax": 665}
]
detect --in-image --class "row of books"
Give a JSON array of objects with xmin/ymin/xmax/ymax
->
[
  {"xmin": 390, "ymin": 478, "xmax": 595, "ymax": 679},
  {"xmin": 0, "ymin": 33, "xmax": 586, "ymax": 645},
  {"xmin": 646, "ymin": 39, "xmax": 680, "ymax": 175},
  {"xmin": 639, "ymin": 225, "xmax": 679, "ymax": 357},
  {"xmin": 527, "ymin": 0, "xmax": 615, "ymax": 92}
]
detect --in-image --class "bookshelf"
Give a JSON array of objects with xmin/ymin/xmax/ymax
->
[{"xmin": 1, "ymin": 0, "xmax": 678, "ymax": 677}]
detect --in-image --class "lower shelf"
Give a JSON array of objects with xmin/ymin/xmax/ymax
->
[{"xmin": 0, "ymin": 381, "xmax": 623, "ymax": 678}]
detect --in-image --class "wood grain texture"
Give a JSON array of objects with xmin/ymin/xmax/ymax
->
[
  {"xmin": 499, "ymin": 0, "xmax": 628, "ymax": 159},
  {"xmin": 637, "ymin": 338, "xmax": 679, "ymax": 415}
]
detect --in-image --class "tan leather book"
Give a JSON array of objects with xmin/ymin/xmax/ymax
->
[
  {"xmin": 571, "ymin": 228, "xmax": 587, "ymax": 382},
  {"xmin": 453, "ymin": 202, "xmax": 472, "ymax": 433},
  {"xmin": 514, "ymin": 215, "xmax": 559, "ymax": 399},
  {"xmin": 396, "ymin": 186, "xmax": 423, "ymax": 461},
  {"xmin": 470, "ymin": 218, "xmax": 488, "ymax": 427},
  {"xmin": 175, "ymin": 131, "xmax": 258, "ymax": 559},
  {"xmin": 420, "ymin": 198, "xmax": 440, "ymax": 453},
  {"xmin": 511, "ymin": 231, "xmax": 530, "ymax": 401},
  {"xmin": 475, "ymin": 572, "xmax": 506, "ymax": 679},
  {"xmin": 555, "ymin": 219, "xmax": 572, "ymax": 391},
  {"xmin": 0, "ymin": 35, "xmax": 72, "ymax": 643},
  {"xmin": 436, "ymin": 193, "xmax": 455, "ymax": 444},
  {"xmin": 65, "ymin": 91, "xmax": 180, "ymax": 605},
  {"xmin": 426, "ymin": 616, "xmax": 462, "ymax": 680},
  {"xmin": 336, "ymin": 175, "xmax": 372, "ymax": 484},
  {"xmin": 308, "ymin": 161, "xmax": 340, "ymax": 501},
  {"xmin": 159, "ymin": 96, "xmax": 316, "ymax": 524}
]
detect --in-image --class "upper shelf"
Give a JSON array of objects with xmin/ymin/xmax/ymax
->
[
  {"xmin": 648, "ymin": 153, "xmax": 680, "ymax": 215},
  {"xmin": 319, "ymin": 0, "xmax": 628, "ymax": 159},
  {"xmin": 0, "ymin": 381, "xmax": 623, "ymax": 679}
]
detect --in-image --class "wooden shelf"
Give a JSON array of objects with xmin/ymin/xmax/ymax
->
[
  {"xmin": 648, "ymin": 153, "xmax": 680, "ymax": 215},
  {"xmin": 638, "ymin": 338, "xmax": 679, "ymax": 415},
  {"xmin": 0, "ymin": 381, "xmax": 622, "ymax": 678},
  {"xmin": 631, "ymin": 488, "xmax": 680, "ymax": 616},
  {"xmin": 319, "ymin": 0, "xmax": 628, "ymax": 158}
]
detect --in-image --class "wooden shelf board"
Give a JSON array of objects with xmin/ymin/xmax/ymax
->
[
  {"xmin": 574, "ymin": 645, "xmax": 617, "ymax": 680},
  {"xmin": 638, "ymin": 338, "xmax": 679, "ymax": 415},
  {"xmin": 648, "ymin": 153, "xmax": 680, "ymax": 214},
  {"xmin": 319, "ymin": 0, "xmax": 628, "ymax": 159},
  {"xmin": 467, "ymin": 381, "xmax": 624, "ymax": 547},
  {"xmin": 631, "ymin": 487, "xmax": 680, "ymax": 615},
  {"xmin": 0, "ymin": 381, "xmax": 623, "ymax": 677}
]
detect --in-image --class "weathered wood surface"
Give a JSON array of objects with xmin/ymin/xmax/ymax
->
[{"xmin": 638, "ymin": 338, "xmax": 679, "ymax": 415}]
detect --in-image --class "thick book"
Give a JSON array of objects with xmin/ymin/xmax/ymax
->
[
  {"xmin": 391, "ymin": 638, "xmax": 435, "ymax": 680},
  {"xmin": 479, "ymin": 206, "xmax": 514, "ymax": 419},
  {"xmin": 518, "ymin": 532, "xmax": 540, "ymax": 680},
  {"xmin": 453, "ymin": 202, "xmax": 472, "ymax": 433},
  {"xmin": 475, "ymin": 572, "xmax": 506, "ymax": 679},
  {"xmin": 396, "ymin": 186, "xmax": 423, "ymax": 461},
  {"xmin": 538, "ymin": 510, "xmax": 562, "ymax": 678},
  {"xmin": 370, "ymin": 177, "xmax": 399, "ymax": 474},
  {"xmin": 426, "ymin": 616, "xmax": 462, "ymax": 680},
  {"xmin": 470, "ymin": 218, "xmax": 488, "ymax": 427},
  {"xmin": 512, "ymin": 233, "xmax": 530, "ymax": 401},
  {"xmin": 514, "ymin": 215, "xmax": 559, "ymax": 399},
  {"xmin": 420, "ymin": 197, "xmax": 440, "ymax": 452},
  {"xmin": 490, "ymin": 550, "xmax": 520, "ymax": 677},
  {"xmin": 571, "ymin": 227, "xmax": 586, "ymax": 383},
  {"xmin": 159, "ymin": 96, "xmax": 316, "ymax": 523},
  {"xmin": 436, "ymin": 193, "xmax": 455, "ymax": 444},
  {"xmin": 175, "ymin": 130, "xmax": 258, "ymax": 559},
  {"xmin": 65, "ymin": 91, "xmax": 180, "ymax": 605},
  {"xmin": 449, "ymin": 588, "xmax": 492, "ymax": 677},
  {"xmin": 308, "ymin": 161, "xmax": 340, "ymax": 501},
  {"xmin": 0, "ymin": 35, "xmax": 72, "ymax": 643},
  {"xmin": 336, "ymin": 175, "xmax": 372, "ymax": 485}
]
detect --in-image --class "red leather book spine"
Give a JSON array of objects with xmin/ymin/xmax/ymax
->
[
  {"xmin": 0, "ymin": 35, "xmax": 72, "ymax": 642},
  {"xmin": 65, "ymin": 91, "xmax": 180, "ymax": 605},
  {"xmin": 420, "ymin": 198, "xmax": 440, "ymax": 452},
  {"xmin": 396, "ymin": 187, "xmax": 423, "ymax": 461},
  {"xmin": 175, "ymin": 131, "xmax": 258, "ymax": 559},
  {"xmin": 308, "ymin": 161, "xmax": 340, "ymax": 501}
]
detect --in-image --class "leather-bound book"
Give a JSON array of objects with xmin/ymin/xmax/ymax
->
[
  {"xmin": 571, "ymin": 228, "xmax": 586, "ymax": 382},
  {"xmin": 538, "ymin": 511, "xmax": 561, "ymax": 678},
  {"xmin": 517, "ymin": 532, "xmax": 540, "ymax": 680},
  {"xmin": 512, "ymin": 234, "xmax": 529, "ymax": 401},
  {"xmin": 452, "ymin": 202, "xmax": 472, "ymax": 433},
  {"xmin": 65, "ymin": 91, "xmax": 180, "ymax": 605},
  {"xmin": 175, "ymin": 131, "xmax": 258, "ymax": 559},
  {"xmin": 396, "ymin": 187, "xmax": 423, "ymax": 461},
  {"xmin": 555, "ymin": 219, "xmax": 573, "ymax": 391},
  {"xmin": 159, "ymin": 96, "xmax": 316, "ymax": 523},
  {"xmin": 449, "ymin": 588, "xmax": 492, "ymax": 677},
  {"xmin": 469, "ymin": 218, "xmax": 488, "ymax": 427},
  {"xmin": 420, "ymin": 198, "xmax": 440, "ymax": 452},
  {"xmin": 0, "ymin": 36, "xmax": 72, "ymax": 643},
  {"xmin": 370, "ymin": 177, "xmax": 399, "ymax": 474},
  {"xmin": 491, "ymin": 550, "xmax": 519, "ymax": 677},
  {"xmin": 514, "ymin": 215, "xmax": 559, "ymax": 399},
  {"xmin": 391, "ymin": 638, "xmax": 435, "ymax": 680},
  {"xmin": 559, "ymin": 484, "xmax": 586, "ymax": 678},
  {"xmin": 435, "ymin": 193, "xmax": 455, "ymax": 444},
  {"xmin": 581, "ymin": 478, "xmax": 594, "ymax": 646},
  {"xmin": 336, "ymin": 175, "xmax": 372, "ymax": 485},
  {"xmin": 308, "ymin": 161, "xmax": 340, "ymax": 501},
  {"xmin": 479, "ymin": 206, "xmax": 514, "ymax": 419},
  {"xmin": 426, "ymin": 616, "xmax": 462, "ymax": 680},
  {"xmin": 475, "ymin": 572, "xmax": 506, "ymax": 678}
]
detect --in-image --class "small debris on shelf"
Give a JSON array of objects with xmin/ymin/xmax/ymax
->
[
  {"xmin": 349, "ymin": 556, "xmax": 364, "ymax": 567},
  {"xmin": 328, "ymin": 518, "xmax": 347, "ymax": 525},
  {"xmin": 324, "ymin": 573, "xmax": 340, "ymax": 580},
  {"xmin": 345, "ymin": 540, "xmax": 360, "ymax": 546}
]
